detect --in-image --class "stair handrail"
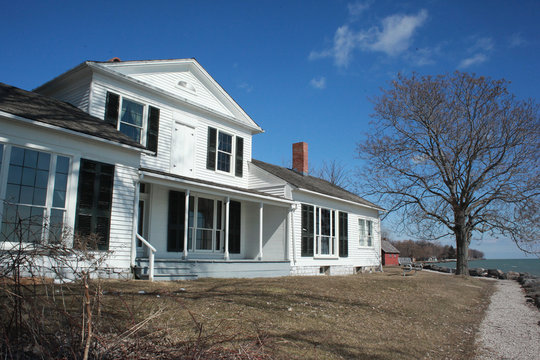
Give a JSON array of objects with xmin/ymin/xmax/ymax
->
[{"xmin": 136, "ymin": 234, "xmax": 156, "ymax": 281}]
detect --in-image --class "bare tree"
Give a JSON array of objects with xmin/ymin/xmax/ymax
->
[
  {"xmin": 357, "ymin": 72, "xmax": 539, "ymax": 275},
  {"xmin": 312, "ymin": 159, "xmax": 351, "ymax": 188}
]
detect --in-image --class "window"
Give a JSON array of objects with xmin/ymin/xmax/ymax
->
[
  {"xmin": 359, "ymin": 218, "xmax": 373, "ymax": 247},
  {"xmin": 104, "ymin": 91, "xmax": 160, "ymax": 152},
  {"xmin": 301, "ymin": 204, "xmax": 338, "ymax": 257},
  {"xmin": 339, "ymin": 212, "xmax": 348, "ymax": 257},
  {"xmin": 206, "ymin": 126, "xmax": 244, "ymax": 177},
  {"xmin": 1, "ymin": 145, "xmax": 69, "ymax": 244},
  {"xmin": 187, "ymin": 195, "xmax": 223, "ymax": 252},
  {"xmin": 75, "ymin": 159, "xmax": 114, "ymax": 250}
]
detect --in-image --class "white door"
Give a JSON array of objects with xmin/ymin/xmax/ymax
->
[{"xmin": 171, "ymin": 121, "xmax": 195, "ymax": 176}]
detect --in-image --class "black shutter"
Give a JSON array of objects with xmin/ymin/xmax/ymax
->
[
  {"xmin": 301, "ymin": 204, "xmax": 314, "ymax": 257},
  {"xmin": 75, "ymin": 159, "xmax": 115, "ymax": 250},
  {"xmin": 167, "ymin": 190, "xmax": 186, "ymax": 252},
  {"xmin": 235, "ymin": 137, "xmax": 244, "ymax": 177},
  {"xmin": 146, "ymin": 106, "xmax": 160, "ymax": 153},
  {"xmin": 228, "ymin": 201, "xmax": 241, "ymax": 254},
  {"xmin": 339, "ymin": 212, "xmax": 348, "ymax": 257},
  {"xmin": 105, "ymin": 92, "xmax": 120, "ymax": 127},
  {"xmin": 206, "ymin": 127, "xmax": 217, "ymax": 170}
]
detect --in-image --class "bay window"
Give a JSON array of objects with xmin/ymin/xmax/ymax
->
[{"xmin": 1, "ymin": 145, "xmax": 70, "ymax": 244}]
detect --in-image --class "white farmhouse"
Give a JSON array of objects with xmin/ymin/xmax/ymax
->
[{"xmin": 0, "ymin": 58, "xmax": 383, "ymax": 280}]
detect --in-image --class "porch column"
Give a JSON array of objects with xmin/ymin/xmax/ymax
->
[
  {"xmin": 224, "ymin": 197, "xmax": 230, "ymax": 260},
  {"xmin": 258, "ymin": 202, "xmax": 264, "ymax": 260},
  {"xmin": 335, "ymin": 210, "xmax": 339, "ymax": 256},
  {"xmin": 290, "ymin": 204, "xmax": 297, "ymax": 264},
  {"xmin": 286, "ymin": 206, "xmax": 292, "ymax": 261},
  {"xmin": 183, "ymin": 190, "xmax": 190, "ymax": 260}
]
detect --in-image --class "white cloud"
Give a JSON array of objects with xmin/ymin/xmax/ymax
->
[
  {"xmin": 238, "ymin": 82, "xmax": 253, "ymax": 93},
  {"xmin": 508, "ymin": 33, "xmax": 527, "ymax": 48},
  {"xmin": 347, "ymin": 1, "xmax": 371, "ymax": 16},
  {"xmin": 309, "ymin": 9, "xmax": 428, "ymax": 67},
  {"xmin": 459, "ymin": 53, "xmax": 488, "ymax": 68},
  {"xmin": 310, "ymin": 76, "xmax": 327, "ymax": 89},
  {"xmin": 468, "ymin": 37, "xmax": 494, "ymax": 53}
]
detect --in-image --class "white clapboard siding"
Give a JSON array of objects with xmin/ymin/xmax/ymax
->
[
  {"xmin": 106, "ymin": 163, "xmax": 138, "ymax": 268},
  {"xmin": 129, "ymin": 72, "xmax": 233, "ymax": 118},
  {"xmin": 91, "ymin": 77, "xmax": 254, "ymax": 188},
  {"xmin": 37, "ymin": 76, "xmax": 91, "ymax": 112},
  {"xmin": 248, "ymin": 163, "xmax": 288, "ymax": 197},
  {"xmin": 289, "ymin": 191, "xmax": 381, "ymax": 267}
]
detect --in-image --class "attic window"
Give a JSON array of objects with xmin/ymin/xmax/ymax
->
[{"xmin": 177, "ymin": 80, "xmax": 196, "ymax": 93}]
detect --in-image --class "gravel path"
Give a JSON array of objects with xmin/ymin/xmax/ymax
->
[{"xmin": 476, "ymin": 280, "xmax": 540, "ymax": 359}]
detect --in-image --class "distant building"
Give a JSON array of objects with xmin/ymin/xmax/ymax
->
[{"xmin": 381, "ymin": 240, "xmax": 400, "ymax": 266}]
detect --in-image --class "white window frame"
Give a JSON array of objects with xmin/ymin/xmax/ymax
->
[
  {"xmin": 358, "ymin": 218, "xmax": 374, "ymax": 247},
  {"xmin": 216, "ymin": 130, "xmax": 235, "ymax": 175},
  {"xmin": 187, "ymin": 194, "xmax": 224, "ymax": 253},
  {"xmin": 116, "ymin": 95, "xmax": 148, "ymax": 146},
  {"xmin": 0, "ymin": 143, "xmax": 71, "ymax": 245},
  {"xmin": 301, "ymin": 204, "xmax": 339, "ymax": 259}
]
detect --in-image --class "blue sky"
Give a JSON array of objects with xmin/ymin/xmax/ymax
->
[{"xmin": 1, "ymin": 0, "xmax": 538, "ymax": 258}]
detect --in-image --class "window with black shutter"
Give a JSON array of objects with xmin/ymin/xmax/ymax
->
[
  {"xmin": 206, "ymin": 127, "xmax": 217, "ymax": 170},
  {"xmin": 167, "ymin": 190, "xmax": 186, "ymax": 252},
  {"xmin": 339, "ymin": 212, "xmax": 348, "ymax": 257},
  {"xmin": 228, "ymin": 201, "xmax": 241, "ymax": 253},
  {"xmin": 146, "ymin": 106, "xmax": 160, "ymax": 154},
  {"xmin": 235, "ymin": 137, "xmax": 244, "ymax": 177},
  {"xmin": 75, "ymin": 159, "xmax": 114, "ymax": 250}
]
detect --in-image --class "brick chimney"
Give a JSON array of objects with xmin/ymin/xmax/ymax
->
[{"xmin": 292, "ymin": 142, "xmax": 308, "ymax": 175}]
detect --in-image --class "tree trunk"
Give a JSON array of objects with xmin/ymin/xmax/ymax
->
[{"xmin": 455, "ymin": 228, "xmax": 470, "ymax": 275}]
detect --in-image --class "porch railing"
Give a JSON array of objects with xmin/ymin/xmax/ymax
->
[{"xmin": 136, "ymin": 234, "xmax": 156, "ymax": 281}]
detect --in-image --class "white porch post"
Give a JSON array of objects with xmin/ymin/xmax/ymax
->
[
  {"xmin": 183, "ymin": 190, "xmax": 190, "ymax": 260},
  {"xmin": 131, "ymin": 178, "xmax": 140, "ymax": 267},
  {"xmin": 291, "ymin": 204, "xmax": 297, "ymax": 264},
  {"xmin": 224, "ymin": 197, "xmax": 230, "ymax": 260},
  {"xmin": 286, "ymin": 206, "xmax": 292, "ymax": 261},
  {"xmin": 258, "ymin": 202, "xmax": 264, "ymax": 260},
  {"xmin": 336, "ymin": 210, "xmax": 340, "ymax": 256}
]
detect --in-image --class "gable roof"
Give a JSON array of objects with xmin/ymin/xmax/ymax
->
[
  {"xmin": 251, "ymin": 159, "xmax": 383, "ymax": 210},
  {"xmin": 381, "ymin": 240, "xmax": 400, "ymax": 254},
  {"xmin": 0, "ymin": 82, "xmax": 145, "ymax": 149}
]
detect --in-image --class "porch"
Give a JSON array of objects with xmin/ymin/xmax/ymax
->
[
  {"xmin": 132, "ymin": 170, "xmax": 295, "ymax": 280},
  {"xmin": 134, "ymin": 258, "xmax": 291, "ymax": 280}
]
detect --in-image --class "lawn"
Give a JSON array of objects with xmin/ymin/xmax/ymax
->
[{"xmin": 0, "ymin": 268, "xmax": 494, "ymax": 359}]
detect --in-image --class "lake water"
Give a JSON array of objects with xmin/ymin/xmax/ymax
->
[{"xmin": 434, "ymin": 259, "xmax": 540, "ymax": 276}]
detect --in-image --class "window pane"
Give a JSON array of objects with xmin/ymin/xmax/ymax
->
[
  {"xmin": 37, "ymin": 152, "xmax": 51, "ymax": 170},
  {"xmin": 10, "ymin": 147, "xmax": 24, "ymax": 166},
  {"xmin": 20, "ymin": 186, "xmax": 34, "ymax": 204},
  {"xmin": 32, "ymin": 187, "xmax": 47, "ymax": 205},
  {"xmin": 5, "ymin": 184, "xmax": 20, "ymax": 203},
  {"xmin": 218, "ymin": 132, "xmax": 232, "ymax": 153},
  {"xmin": 197, "ymin": 198, "xmax": 214, "ymax": 229},
  {"xmin": 121, "ymin": 99, "xmax": 144, "ymax": 126},
  {"xmin": 23, "ymin": 149, "xmax": 38, "ymax": 168},
  {"xmin": 7, "ymin": 165, "xmax": 22, "ymax": 184},
  {"xmin": 56, "ymin": 156, "xmax": 70, "ymax": 174},
  {"xmin": 321, "ymin": 208, "xmax": 330, "ymax": 236},
  {"xmin": 217, "ymin": 152, "xmax": 231, "ymax": 172},
  {"xmin": 21, "ymin": 167, "xmax": 36, "ymax": 186},
  {"xmin": 49, "ymin": 209, "xmax": 65, "ymax": 244},
  {"xmin": 53, "ymin": 190, "xmax": 66, "ymax": 208},
  {"xmin": 196, "ymin": 229, "xmax": 213, "ymax": 250},
  {"xmin": 321, "ymin": 236, "xmax": 330, "ymax": 254},
  {"xmin": 36, "ymin": 170, "xmax": 49, "ymax": 189},
  {"xmin": 120, "ymin": 123, "xmax": 141, "ymax": 143}
]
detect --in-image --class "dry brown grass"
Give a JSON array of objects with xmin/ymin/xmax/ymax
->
[{"xmin": 83, "ymin": 267, "xmax": 493, "ymax": 359}]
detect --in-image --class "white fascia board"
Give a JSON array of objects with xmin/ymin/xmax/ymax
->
[
  {"xmin": 140, "ymin": 170, "xmax": 294, "ymax": 206},
  {"xmin": 295, "ymin": 187, "xmax": 385, "ymax": 212},
  {"xmin": 0, "ymin": 111, "xmax": 150, "ymax": 155},
  {"xmin": 33, "ymin": 62, "xmax": 89, "ymax": 92},
  {"xmin": 88, "ymin": 62, "xmax": 264, "ymax": 134}
]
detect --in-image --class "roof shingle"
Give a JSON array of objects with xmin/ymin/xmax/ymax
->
[
  {"xmin": 0, "ymin": 82, "xmax": 145, "ymax": 149},
  {"xmin": 251, "ymin": 159, "xmax": 382, "ymax": 210}
]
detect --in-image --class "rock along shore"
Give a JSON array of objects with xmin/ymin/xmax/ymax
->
[{"xmin": 423, "ymin": 263, "xmax": 540, "ymax": 309}]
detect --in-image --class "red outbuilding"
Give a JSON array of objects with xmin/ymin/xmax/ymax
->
[{"xmin": 381, "ymin": 240, "xmax": 400, "ymax": 266}]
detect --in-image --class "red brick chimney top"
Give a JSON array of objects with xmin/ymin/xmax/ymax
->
[
  {"xmin": 108, "ymin": 57, "xmax": 122, "ymax": 62},
  {"xmin": 292, "ymin": 142, "xmax": 308, "ymax": 175}
]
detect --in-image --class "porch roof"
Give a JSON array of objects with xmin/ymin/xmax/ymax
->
[{"xmin": 140, "ymin": 168, "xmax": 294, "ymax": 205}]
